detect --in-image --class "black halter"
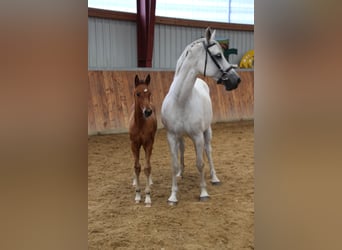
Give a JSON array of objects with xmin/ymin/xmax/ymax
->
[{"xmin": 202, "ymin": 41, "xmax": 234, "ymax": 77}]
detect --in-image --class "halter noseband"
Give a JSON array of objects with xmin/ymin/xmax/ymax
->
[{"xmin": 202, "ymin": 41, "xmax": 234, "ymax": 77}]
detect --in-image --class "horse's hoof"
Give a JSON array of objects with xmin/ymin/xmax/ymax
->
[
  {"xmin": 211, "ymin": 181, "xmax": 221, "ymax": 186},
  {"xmin": 199, "ymin": 196, "xmax": 210, "ymax": 202},
  {"xmin": 168, "ymin": 200, "xmax": 178, "ymax": 206},
  {"xmin": 135, "ymin": 200, "xmax": 140, "ymax": 204},
  {"xmin": 145, "ymin": 203, "xmax": 151, "ymax": 208}
]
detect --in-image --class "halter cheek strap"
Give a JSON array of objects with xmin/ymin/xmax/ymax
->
[
  {"xmin": 202, "ymin": 41, "xmax": 234, "ymax": 77},
  {"xmin": 203, "ymin": 42, "xmax": 216, "ymax": 77}
]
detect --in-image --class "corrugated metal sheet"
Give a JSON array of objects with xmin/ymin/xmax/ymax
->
[
  {"xmin": 88, "ymin": 17, "xmax": 137, "ymax": 69},
  {"xmin": 88, "ymin": 17, "xmax": 254, "ymax": 70},
  {"xmin": 153, "ymin": 24, "xmax": 254, "ymax": 68}
]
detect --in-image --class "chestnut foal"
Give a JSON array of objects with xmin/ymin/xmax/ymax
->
[{"xmin": 129, "ymin": 74, "xmax": 157, "ymax": 207}]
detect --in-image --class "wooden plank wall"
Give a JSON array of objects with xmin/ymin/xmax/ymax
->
[{"xmin": 88, "ymin": 70, "xmax": 254, "ymax": 134}]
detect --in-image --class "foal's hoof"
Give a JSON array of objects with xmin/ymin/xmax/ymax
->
[
  {"xmin": 167, "ymin": 200, "xmax": 178, "ymax": 206},
  {"xmin": 199, "ymin": 196, "xmax": 210, "ymax": 202}
]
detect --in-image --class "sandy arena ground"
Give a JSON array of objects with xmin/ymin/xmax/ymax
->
[{"xmin": 88, "ymin": 120, "xmax": 254, "ymax": 249}]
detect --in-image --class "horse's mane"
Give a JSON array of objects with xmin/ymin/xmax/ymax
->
[{"xmin": 175, "ymin": 37, "xmax": 206, "ymax": 75}]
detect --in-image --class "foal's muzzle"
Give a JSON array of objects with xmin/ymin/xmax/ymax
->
[
  {"xmin": 217, "ymin": 71, "xmax": 241, "ymax": 91},
  {"xmin": 143, "ymin": 108, "xmax": 153, "ymax": 118}
]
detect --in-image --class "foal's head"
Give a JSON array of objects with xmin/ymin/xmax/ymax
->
[{"xmin": 134, "ymin": 74, "xmax": 153, "ymax": 118}]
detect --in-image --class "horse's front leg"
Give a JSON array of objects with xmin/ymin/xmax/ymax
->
[
  {"xmin": 167, "ymin": 132, "xmax": 180, "ymax": 205},
  {"xmin": 131, "ymin": 142, "xmax": 141, "ymax": 203},
  {"xmin": 193, "ymin": 133, "xmax": 210, "ymax": 201},
  {"xmin": 204, "ymin": 128, "xmax": 220, "ymax": 184},
  {"xmin": 143, "ymin": 141, "xmax": 154, "ymax": 207}
]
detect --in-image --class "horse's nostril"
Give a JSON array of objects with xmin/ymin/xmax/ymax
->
[{"xmin": 237, "ymin": 78, "xmax": 241, "ymax": 84}]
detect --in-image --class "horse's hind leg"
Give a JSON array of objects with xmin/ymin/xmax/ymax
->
[
  {"xmin": 204, "ymin": 127, "xmax": 220, "ymax": 184},
  {"xmin": 131, "ymin": 142, "xmax": 142, "ymax": 203},
  {"xmin": 177, "ymin": 137, "xmax": 185, "ymax": 177},
  {"xmin": 143, "ymin": 142, "xmax": 153, "ymax": 207}
]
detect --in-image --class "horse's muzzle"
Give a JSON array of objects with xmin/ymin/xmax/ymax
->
[{"xmin": 217, "ymin": 72, "xmax": 241, "ymax": 91}]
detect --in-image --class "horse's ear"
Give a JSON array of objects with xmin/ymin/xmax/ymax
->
[
  {"xmin": 205, "ymin": 27, "xmax": 216, "ymax": 43},
  {"xmin": 134, "ymin": 75, "xmax": 139, "ymax": 87},
  {"xmin": 145, "ymin": 74, "xmax": 151, "ymax": 85},
  {"xmin": 205, "ymin": 27, "xmax": 211, "ymax": 43},
  {"xmin": 211, "ymin": 30, "xmax": 216, "ymax": 40}
]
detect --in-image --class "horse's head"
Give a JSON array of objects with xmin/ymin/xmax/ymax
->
[
  {"xmin": 201, "ymin": 27, "xmax": 241, "ymax": 91},
  {"xmin": 134, "ymin": 74, "xmax": 154, "ymax": 118}
]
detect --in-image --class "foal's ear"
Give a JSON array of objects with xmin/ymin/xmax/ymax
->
[
  {"xmin": 134, "ymin": 75, "xmax": 140, "ymax": 87},
  {"xmin": 145, "ymin": 74, "xmax": 151, "ymax": 85}
]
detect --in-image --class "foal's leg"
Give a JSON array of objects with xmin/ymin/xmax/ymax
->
[
  {"xmin": 167, "ymin": 132, "xmax": 180, "ymax": 205},
  {"xmin": 204, "ymin": 127, "xmax": 220, "ymax": 184},
  {"xmin": 131, "ymin": 142, "xmax": 142, "ymax": 203},
  {"xmin": 143, "ymin": 141, "xmax": 153, "ymax": 207},
  {"xmin": 193, "ymin": 133, "xmax": 210, "ymax": 201}
]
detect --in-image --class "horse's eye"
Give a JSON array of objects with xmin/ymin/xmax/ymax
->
[
  {"xmin": 215, "ymin": 53, "xmax": 222, "ymax": 59},
  {"xmin": 136, "ymin": 93, "xmax": 140, "ymax": 97}
]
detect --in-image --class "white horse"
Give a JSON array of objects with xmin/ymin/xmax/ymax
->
[{"xmin": 161, "ymin": 27, "xmax": 241, "ymax": 205}]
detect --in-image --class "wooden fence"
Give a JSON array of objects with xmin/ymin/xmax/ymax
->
[{"xmin": 88, "ymin": 70, "xmax": 253, "ymax": 134}]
